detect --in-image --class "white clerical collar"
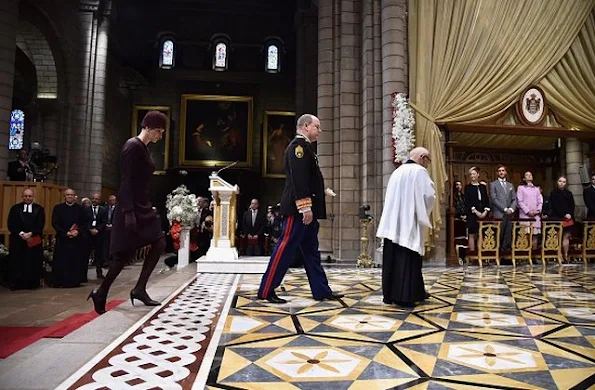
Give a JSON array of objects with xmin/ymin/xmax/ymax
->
[{"xmin": 23, "ymin": 203, "xmax": 32, "ymax": 213}]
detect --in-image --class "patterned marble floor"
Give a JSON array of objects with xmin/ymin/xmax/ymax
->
[{"xmin": 207, "ymin": 266, "xmax": 595, "ymax": 390}]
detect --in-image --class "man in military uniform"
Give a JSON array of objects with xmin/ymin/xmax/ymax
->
[{"xmin": 258, "ymin": 114, "xmax": 343, "ymax": 303}]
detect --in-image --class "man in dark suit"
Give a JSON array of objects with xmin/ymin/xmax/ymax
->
[
  {"xmin": 489, "ymin": 165, "xmax": 517, "ymax": 250},
  {"xmin": 195, "ymin": 197, "xmax": 213, "ymax": 258},
  {"xmin": 258, "ymin": 114, "xmax": 343, "ymax": 304},
  {"xmin": 584, "ymin": 174, "xmax": 595, "ymax": 218},
  {"xmin": 85, "ymin": 193, "xmax": 108, "ymax": 278},
  {"xmin": 6, "ymin": 188, "xmax": 45, "ymax": 290},
  {"xmin": 241, "ymin": 198, "xmax": 267, "ymax": 256},
  {"xmin": 104, "ymin": 194, "xmax": 117, "ymax": 264},
  {"xmin": 7, "ymin": 150, "xmax": 32, "ymax": 181}
]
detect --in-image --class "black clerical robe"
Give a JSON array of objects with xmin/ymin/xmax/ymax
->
[
  {"xmin": 7, "ymin": 202, "xmax": 45, "ymax": 289},
  {"xmin": 51, "ymin": 202, "xmax": 87, "ymax": 287},
  {"xmin": 377, "ymin": 160, "xmax": 435, "ymax": 306}
]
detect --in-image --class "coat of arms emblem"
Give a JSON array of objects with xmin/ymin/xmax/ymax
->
[
  {"xmin": 525, "ymin": 93, "xmax": 541, "ymax": 115},
  {"xmin": 517, "ymin": 86, "xmax": 546, "ymax": 126}
]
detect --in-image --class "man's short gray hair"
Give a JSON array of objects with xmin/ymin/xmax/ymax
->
[{"xmin": 296, "ymin": 114, "xmax": 315, "ymax": 130}]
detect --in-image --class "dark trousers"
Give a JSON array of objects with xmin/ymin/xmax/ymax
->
[
  {"xmin": 500, "ymin": 215, "xmax": 512, "ymax": 250},
  {"xmin": 258, "ymin": 216, "xmax": 332, "ymax": 300},
  {"xmin": 89, "ymin": 234, "xmax": 105, "ymax": 273}
]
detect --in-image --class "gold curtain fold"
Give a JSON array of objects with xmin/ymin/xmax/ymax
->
[
  {"xmin": 539, "ymin": 10, "xmax": 595, "ymax": 130},
  {"xmin": 409, "ymin": 0, "xmax": 594, "ymax": 249}
]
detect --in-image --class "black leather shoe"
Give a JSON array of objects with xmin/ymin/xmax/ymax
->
[
  {"xmin": 130, "ymin": 290, "xmax": 161, "ymax": 307},
  {"xmin": 88, "ymin": 289, "xmax": 107, "ymax": 315},
  {"xmin": 424, "ymin": 291, "xmax": 431, "ymax": 299},
  {"xmin": 264, "ymin": 291, "xmax": 287, "ymax": 304},
  {"xmin": 315, "ymin": 292, "xmax": 345, "ymax": 301}
]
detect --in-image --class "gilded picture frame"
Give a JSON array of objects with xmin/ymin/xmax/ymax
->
[
  {"xmin": 131, "ymin": 105, "xmax": 171, "ymax": 175},
  {"xmin": 262, "ymin": 111, "xmax": 296, "ymax": 178},
  {"xmin": 179, "ymin": 94, "xmax": 253, "ymax": 167}
]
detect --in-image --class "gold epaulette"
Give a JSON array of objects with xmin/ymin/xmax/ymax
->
[{"xmin": 295, "ymin": 197, "xmax": 312, "ymax": 210}]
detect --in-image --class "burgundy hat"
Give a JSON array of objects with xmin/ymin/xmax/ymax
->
[{"xmin": 141, "ymin": 111, "xmax": 168, "ymax": 130}]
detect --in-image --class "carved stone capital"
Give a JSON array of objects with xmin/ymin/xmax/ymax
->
[{"xmin": 79, "ymin": 0, "xmax": 100, "ymax": 12}]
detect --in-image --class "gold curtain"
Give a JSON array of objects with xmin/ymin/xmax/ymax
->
[
  {"xmin": 539, "ymin": 10, "xmax": 595, "ymax": 130},
  {"xmin": 409, "ymin": 0, "xmax": 594, "ymax": 248}
]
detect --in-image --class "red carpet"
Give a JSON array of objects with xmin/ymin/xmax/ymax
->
[{"xmin": 0, "ymin": 299, "xmax": 125, "ymax": 358}]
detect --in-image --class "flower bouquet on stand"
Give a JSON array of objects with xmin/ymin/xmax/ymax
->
[
  {"xmin": 165, "ymin": 185, "xmax": 199, "ymax": 267},
  {"xmin": 392, "ymin": 92, "xmax": 415, "ymax": 165}
]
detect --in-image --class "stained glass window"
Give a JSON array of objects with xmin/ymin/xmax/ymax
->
[
  {"xmin": 215, "ymin": 42, "xmax": 227, "ymax": 70},
  {"xmin": 160, "ymin": 39, "xmax": 174, "ymax": 69},
  {"xmin": 266, "ymin": 44, "xmax": 279, "ymax": 72},
  {"xmin": 9, "ymin": 109, "xmax": 24, "ymax": 150}
]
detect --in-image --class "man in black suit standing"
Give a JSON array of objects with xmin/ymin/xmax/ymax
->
[
  {"xmin": 584, "ymin": 174, "xmax": 595, "ymax": 218},
  {"xmin": 85, "ymin": 193, "xmax": 108, "ymax": 279},
  {"xmin": 195, "ymin": 197, "xmax": 213, "ymax": 258},
  {"xmin": 241, "ymin": 198, "xmax": 267, "ymax": 256},
  {"xmin": 7, "ymin": 150, "xmax": 32, "ymax": 181}
]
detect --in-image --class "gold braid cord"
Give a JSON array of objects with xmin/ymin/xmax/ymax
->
[{"xmin": 295, "ymin": 198, "xmax": 312, "ymax": 210}]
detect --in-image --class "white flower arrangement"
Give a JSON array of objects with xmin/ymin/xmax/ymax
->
[
  {"xmin": 392, "ymin": 93, "xmax": 415, "ymax": 164},
  {"xmin": 165, "ymin": 185, "xmax": 199, "ymax": 227}
]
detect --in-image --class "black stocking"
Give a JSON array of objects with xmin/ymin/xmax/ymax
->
[
  {"xmin": 96, "ymin": 248, "xmax": 135, "ymax": 297},
  {"xmin": 133, "ymin": 237, "xmax": 166, "ymax": 294}
]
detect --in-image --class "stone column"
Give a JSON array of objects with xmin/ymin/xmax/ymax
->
[
  {"xmin": 381, "ymin": 0, "xmax": 408, "ymax": 190},
  {"xmin": 317, "ymin": 0, "xmax": 362, "ymax": 261},
  {"xmin": 0, "ymin": 0, "xmax": 19, "ymax": 179},
  {"xmin": 566, "ymin": 137, "xmax": 585, "ymax": 219},
  {"xmin": 68, "ymin": 0, "xmax": 109, "ymax": 196}
]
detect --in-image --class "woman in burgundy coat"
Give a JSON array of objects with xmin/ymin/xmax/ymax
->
[{"xmin": 88, "ymin": 111, "xmax": 168, "ymax": 314}]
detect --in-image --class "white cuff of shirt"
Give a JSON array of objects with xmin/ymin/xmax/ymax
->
[{"xmin": 299, "ymin": 207, "xmax": 312, "ymax": 213}]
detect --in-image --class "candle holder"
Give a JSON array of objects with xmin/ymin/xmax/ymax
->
[{"xmin": 356, "ymin": 216, "xmax": 374, "ymax": 268}]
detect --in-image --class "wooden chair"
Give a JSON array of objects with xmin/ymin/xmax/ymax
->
[
  {"xmin": 477, "ymin": 221, "xmax": 501, "ymax": 267},
  {"xmin": 541, "ymin": 220, "xmax": 563, "ymax": 266},
  {"xmin": 581, "ymin": 219, "xmax": 595, "ymax": 264},
  {"xmin": 508, "ymin": 219, "xmax": 534, "ymax": 267}
]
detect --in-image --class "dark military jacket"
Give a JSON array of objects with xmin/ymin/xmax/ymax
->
[{"xmin": 279, "ymin": 135, "xmax": 327, "ymax": 220}]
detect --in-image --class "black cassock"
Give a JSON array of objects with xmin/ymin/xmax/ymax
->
[
  {"xmin": 7, "ymin": 203, "xmax": 45, "ymax": 289},
  {"xmin": 382, "ymin": 239, "xmax": 426, "ymax": 305},
  {"xmin": 51, "ymin": 202, "xmax": 87, "ymax": 287}
]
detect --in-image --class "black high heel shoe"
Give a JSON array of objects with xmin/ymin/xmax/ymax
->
[
  {"xmin": 130, "ymin": 289, "xmax": 161, "ymax": 307},
  {"xmin": 88, "ymin": 289, "xmax": 107, "ymax": 315}
]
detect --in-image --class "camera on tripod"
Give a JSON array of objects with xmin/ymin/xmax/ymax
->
[{"xmin": 359, "ymin": 204, "xmax": 372, "ymax": 221}]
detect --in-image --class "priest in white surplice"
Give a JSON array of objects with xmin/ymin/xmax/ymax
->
[{"xmin": 377, "ymin": 147, "xmax": 435, "ymax": 307}]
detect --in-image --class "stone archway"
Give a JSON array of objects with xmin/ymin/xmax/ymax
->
[{"xmin": 16, "ymin": 20, "xmax": 58, "ymax": 100}]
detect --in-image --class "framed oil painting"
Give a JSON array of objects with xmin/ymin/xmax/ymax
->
[
  {"xmin": 179, "ymin": 94, "xmax": 253, "ymax": 167},
  {"xmin": 262, "ymin": 111, "xmax": 296, "ymax": 178},
  {"xmin": 131, "ymin": 105, "xmax": 171, "ymax": 175}
]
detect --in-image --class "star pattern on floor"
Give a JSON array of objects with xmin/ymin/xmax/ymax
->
[{"xmin": 208, "ymin": 266, "xmax": 595, "ymax": 389}]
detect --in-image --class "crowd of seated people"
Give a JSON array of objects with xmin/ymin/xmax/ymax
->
[{"xmin": 453, "ymin": 166, "xmax": 595, "ymax": 264}]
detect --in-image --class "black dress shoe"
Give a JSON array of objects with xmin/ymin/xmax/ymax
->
[
  {"xmin": 130, "ymin": 290, "xmax": 161, "ymax": 307},
  {"xmin": 88, "ymin": 289, "xmax": 107, "ymax": 315},
  {"xmin": 424, "ymin": 291, "xmax": 431, "ymax": 299},
  {"xmin": 315, "ymin": 292, "xmax": 345, "ymax": 301},
  {"xmin": 264, "ymin": 291, "xmax": 287, "ymax": 304}
]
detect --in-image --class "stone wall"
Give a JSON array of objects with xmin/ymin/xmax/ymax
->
[
  {"xmin": 0, "ymin": 0, "xmax": 19, "ymax": 180},
  {"xmin": 317, "ymin": 0, "xmax": 408, "ymax": 261}
]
